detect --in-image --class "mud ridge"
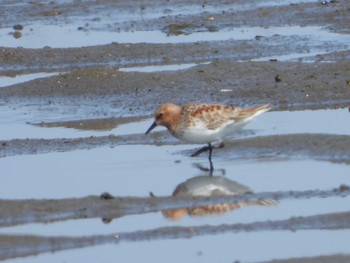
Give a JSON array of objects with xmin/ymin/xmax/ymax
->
[
  {"xmin": 1, "ymin": 210, "xmax": 350, "ymax": 260},
  {"xmin": 0, "ymin": 185, "xmax": 349, "ymax": 227},
  {"xmin": 2, "ymin": 134, "xmax": 350, "ymax": 163}
]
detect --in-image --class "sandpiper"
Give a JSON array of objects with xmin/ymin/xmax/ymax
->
[{"xmin": 146, "ymin": 102, "xmax": 271, "ymax": 172}]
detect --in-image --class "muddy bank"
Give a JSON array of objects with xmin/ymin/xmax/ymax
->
[
  {"xmin": 263, "ymin": 254, "xmax": 350, "ymax": 263},
  {"xmin": 1, "ymin": 0, "xmax": 350, "ymax": 262},
  {"xmin": 1, "ymin": 0, "xmax": 349, "ymax": 116},
  {"xmin": 1, "ymin": 186, "xmax": 348, "ymax": 227},
  {"xmin": 1, "ymin": 38, "xmax": 349, "ymax": 74},
  {"xmin": 1, "ymin": 0, "xmax": 349, "ymax": 33},
  {"xmin": 1, "ymin": 182, "xmax": 350, "ymax": 261},
  {"xmin": 1, "ymin": 209, "xmax": 350, "ymax": 261},
  {"xmin": 1, "ymin": 61, "xmax": 350, "ymax": 116},
  {"xmin": 2, "ymin": 133, "xmax": 350, "ymax": 163}
]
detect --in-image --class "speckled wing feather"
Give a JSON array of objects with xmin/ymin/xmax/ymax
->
[{"xmin": 181, "ymin": 103, "xmax": 243, "ymax": 130}]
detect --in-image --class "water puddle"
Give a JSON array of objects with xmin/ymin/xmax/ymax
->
[
  {"xmin": 119, "ymin": 62, "xmax": 210, "ymax": 73},
  {"xmin": 1, "ymin": 25, "xmax": 348, "ymax": 50},
  {"xmin": 107, "ymin": 0, "xmax": 319, "ymax": 20},
  {"xmin": 1, "ymin": 142, "xmax": 350, "ymax": 261},
  {"xmin": 157, "ymin": 0, "xmax": 319, "ymax": 16},
  {"xmin": 2, "ymin": 0, "xmax": 350, "ymax": 262},
  {"xmin": 0, "ymin": 0, "xmax": 318, "ymax": 30},
  {"xmin": 250, "ymin": 49, "xmax": 350, "ymax": 62},
  {"xmin": 1, "ymin": 108, "xmax": 348, "ymax": 140},
  {"xmin": 257, "ymin": 108, "xmax": 350, "ymax": 136},
  {"xmin": 0, "ymin": 72, "xmax": 61, "ymax": 88},
  {"xmin": 1, "ymin": 105, "xmax": 350, "ymax": 262}
]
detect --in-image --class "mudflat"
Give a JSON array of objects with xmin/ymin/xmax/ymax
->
[{"xmin": 1, "ymin": 0, "xmax": 350, "ymax": 262}]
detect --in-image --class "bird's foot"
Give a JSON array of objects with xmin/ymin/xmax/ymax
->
[
  {"xmin": 190, "ymin": 142, "xmax": 225, "ymax": 157},
  {"xmin": 190, "ymin": 145, "xmax": 210, "ymax": 157}
]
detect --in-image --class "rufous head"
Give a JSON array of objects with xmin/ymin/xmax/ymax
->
[{"xmin": 145, "ymin": 103, "xmax": 181, "ymax": 134}]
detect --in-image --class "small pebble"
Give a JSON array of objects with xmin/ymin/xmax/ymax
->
[
  {"xmin": 100, "ymin": 192, "xmax": 114, "ymax": 199},
  {"xmin": 13, "ymin": 24, "xmax": 23, "ymax": 30},
  {"xmin": 275, "ymin": 75, "xmax": 282, "ymax": 82},
  {"xmin": 102, "ymin": 217, "xmax": 112, "ymax": 224}
]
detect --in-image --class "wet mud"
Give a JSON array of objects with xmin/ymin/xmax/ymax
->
[
  {"xmin": 2, "ymin": 185, "xmax": 348, "ymax": 228},
  {"xmin": 2, "ymin": 133, "xmax": 350, "ymax": 164},
  {"xmin": 1, "ymin": 186, "xmax": 350, "ymax": 260},
  {"xmin": 1, "ymin": 61, "xmax": 350, "ymax": 115},
  {"xmin": 1, "ymin": 0, "xmax": 350, "ymax": 262},
  {"xmin": 263, "ymin": 254, "xmax": 350, "ymax": 263},
  {"xmin": 2, "ymin": 210, "xmax": 350, "ymax": 260}
]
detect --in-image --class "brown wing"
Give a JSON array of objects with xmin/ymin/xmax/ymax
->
[{"xmin": 181, "ymin": 103, "xmax": 242, "ymax": 130}]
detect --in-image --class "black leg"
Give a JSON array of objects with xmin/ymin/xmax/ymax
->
[
  {"xmin": 191, "ymin": 142, "xmax": 225, "ymax": 157},
  {"xmin": 191, "ymin": 142, "xmax": 225, "ymax": 175},
  {"xmin": 208, "ymin": 143, "xmax": 214, "ymax": 175},
  {"xmin": 191, "ymin": 145, "xmax": 210, "ymax": 157}
]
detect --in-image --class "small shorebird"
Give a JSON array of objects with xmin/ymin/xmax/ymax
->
[{"xmin": 145, "ymin": 102, "xmax": 271, "ymax": 172}]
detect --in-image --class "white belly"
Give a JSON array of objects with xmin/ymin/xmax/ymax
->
[{"xmin": 176, "ymin": 121, "xmax": 247, "ymax": 144}]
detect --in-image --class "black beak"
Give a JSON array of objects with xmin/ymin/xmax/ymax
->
[{"xmin": 145, "ymin": 121, "xmax": 157, "ymax": 134}]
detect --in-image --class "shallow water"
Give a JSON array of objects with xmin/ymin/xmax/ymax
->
[
  {"xmin": 0, "ymin": 72, "xmax": 61, "ymax": 88},
  {"xmin": 1, "ymin": 25, "xmax": 349, "ymax": 58},
  {"xmin": 1, "ymin": 0, "xmax": 350, "ymax": 262},
  {"xmin": 1, "ymin": 108, "xmax": 349, "ymax": 140},
  {"xmin": 1, "ymin": 106, "xmax": 350, "ymax": 261}
]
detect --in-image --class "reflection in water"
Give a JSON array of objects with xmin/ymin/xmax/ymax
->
[
  {"xmin": 33, "ymin": 116, "xmax": 146, "ymax": 131},
  {"xmin": 163, "ymin": 175, "xmax": 277, "ymax": 220},
  {"xmin": 193, "ymin": 163, "xmax": 225, "ymax": 176}
]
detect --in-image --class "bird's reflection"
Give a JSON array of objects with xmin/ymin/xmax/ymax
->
[
  {"xmin": 163, "ymin": 174, "xmax": 277, "ymax": 220},
  {"xmin": 193, "ymin": 163, "xmax": 225, "ymax": 176},
  {"xmin": 100, "ymin": 166, "xmax": 276, "ymax": 223}
]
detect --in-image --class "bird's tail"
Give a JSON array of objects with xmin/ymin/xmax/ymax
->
[{"xmin": 237, "ymin": 104, "xmax": 271, "ymax": 120}]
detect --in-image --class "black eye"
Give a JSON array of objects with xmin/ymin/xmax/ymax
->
[{"xmin": 156, "ymin": 113, "xmax": 163, "ymax": 120}]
